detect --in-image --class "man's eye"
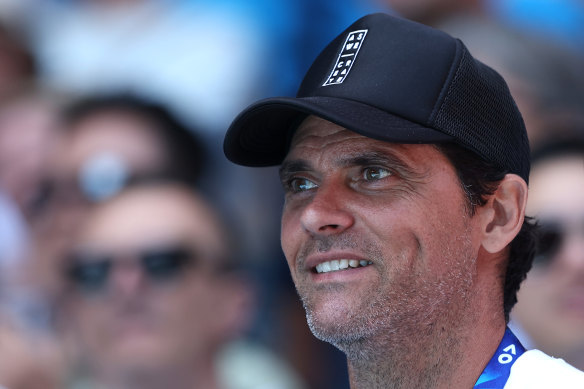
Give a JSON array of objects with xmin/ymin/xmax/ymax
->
[
  {"xmin": 288, "ymin": 178, "xmax": 318, "ymax": 193},
  {"xmin": 363, "ymin": 167, "xmax": 392, "ymax": 181}
]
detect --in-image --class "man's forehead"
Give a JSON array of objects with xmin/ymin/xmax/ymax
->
[
  {"xmin": 288, "ymin": 115, "xmax": 424, "ymax": 159},
  {"xmin": 290, "ymin": 115, "xmax": 373, "ymax": 150}
]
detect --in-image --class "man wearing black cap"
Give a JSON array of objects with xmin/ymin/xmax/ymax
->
[{"xmin": 223, "ymin": 13, "xmax": 584, "ymax": 388}]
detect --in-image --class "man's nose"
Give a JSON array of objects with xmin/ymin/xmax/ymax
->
[
  {"xmin": 300, "ymin": 181, "xmax": 354, "ymax": 236},
  {"xmin": 109, "ymin": 260, "xmax": 147, "ymax": 297}
]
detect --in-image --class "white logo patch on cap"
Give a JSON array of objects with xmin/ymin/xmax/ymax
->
[{"xmin": 323, "ymin": 29, "xmax": 368, "ymax": 86}]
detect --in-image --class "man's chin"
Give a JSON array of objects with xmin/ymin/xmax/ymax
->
[{"xmin": 304, "ymin": 305, "xmax": 371, "ymax": 347}]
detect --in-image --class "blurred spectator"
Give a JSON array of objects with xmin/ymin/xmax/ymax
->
[
  {"xmin": 28, "ymin": 93, "xmax": 206, "ymax": 302},
  {"xmin": 57, "ymin": 180, "xmax": 306, "ymax": 389},
  {"xmin": 510, "ymin": 137, "xmax": 584, "ymax": 371}
]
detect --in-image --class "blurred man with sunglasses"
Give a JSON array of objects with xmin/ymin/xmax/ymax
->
[
  {"xmin": 510, "ymin": 137, "xmax": 584, "ymax": 371},
  {"xmin": 59, "ymin": 180, "xmax": 306, "ymax": 389}
]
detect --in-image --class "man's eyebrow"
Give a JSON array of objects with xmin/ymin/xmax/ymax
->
[
  {"xmin": 279, "ymin": 160, "xmax": 312, "ymax": 180},
  {"xmin": 338, "ymin": 150, "xmax": 412, "ymax": 171},
  {"xmin": 279, "ymin": 150, "xmax": 415, "ymax": 178}
]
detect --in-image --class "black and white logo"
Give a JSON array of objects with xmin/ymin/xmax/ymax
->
[{"xmin": 323, "ymin": 29, "xmax": 368, "ymax": 86}]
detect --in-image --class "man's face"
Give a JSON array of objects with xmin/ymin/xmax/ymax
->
[
  {"xmin": 279, "ymin": 116, "xmax": 483, "ymax": 351},
  {"xmin": 64, "ymin": 185, "xmax": 239, "ymax": 374},
  {"xmin": 513, "ymin": 155, "xmax": 584, "ymax": 359},
  {"xmin": 32, "ymin": 111, "xmax": 171, "ymax": 296}
]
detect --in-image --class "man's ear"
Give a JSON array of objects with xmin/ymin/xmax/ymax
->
[{"xmin": 480, "ymin": 174, "xmax": 528, "ymax": 253}]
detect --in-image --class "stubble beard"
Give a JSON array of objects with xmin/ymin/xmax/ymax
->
[{"xmin": 295, "ymin": 224, "xmax": 478, "ymax": 386}]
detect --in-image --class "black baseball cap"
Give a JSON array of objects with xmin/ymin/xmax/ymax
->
[{"xmin": 223, "ymin": 13, "xmax": 530, "ymax": 182}]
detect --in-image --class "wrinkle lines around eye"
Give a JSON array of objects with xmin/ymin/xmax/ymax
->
[{"xmin": 344, "ymin": 149, "xmax": 433, "ymax": 202}]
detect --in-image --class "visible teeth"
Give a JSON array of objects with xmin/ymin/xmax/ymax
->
[{"xmin": 316, "ymin": 259, "xmax": 372, "ymax": 274}]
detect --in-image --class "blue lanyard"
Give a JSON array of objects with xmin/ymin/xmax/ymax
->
[{"xmin": 474, "ymin": 328, "xmax": 526, "ymax": 388}]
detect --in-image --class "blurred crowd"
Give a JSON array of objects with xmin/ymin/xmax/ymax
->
[{"xmin": 0, "ymin": 0, "xmax": 583, "ymax": 388}]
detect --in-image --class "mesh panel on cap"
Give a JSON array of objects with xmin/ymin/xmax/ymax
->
[{"xmin": 432, "ymin": 47, "xmax": 530, "ymax": 181}]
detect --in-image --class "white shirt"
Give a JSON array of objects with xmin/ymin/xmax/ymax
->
[{"xmin": 505, "ymin": 349, "xmax": 584, "ymax": 388}]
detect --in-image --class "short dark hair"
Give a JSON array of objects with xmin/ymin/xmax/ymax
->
[
  {"xmin": 436, "ymin": 143, "xmax": 538, "ymax": 323},
  {"xmin": 62, "ymin": 93, "xmax": 207, "ymax": 185}
]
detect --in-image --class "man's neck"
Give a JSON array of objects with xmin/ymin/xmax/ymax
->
[{"xmin": 344, "ymin": 312, "xmax": 506, "ymax": 389}]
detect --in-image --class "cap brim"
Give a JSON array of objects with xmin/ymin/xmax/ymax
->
[{"xmin": 224, "ymin": 96, "xmax": 454, "ymax": 166}]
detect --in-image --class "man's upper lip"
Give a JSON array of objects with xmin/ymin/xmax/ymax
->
[{"xmin": 303, "ymin": 251, "xmax": 369, "ymax": 270}]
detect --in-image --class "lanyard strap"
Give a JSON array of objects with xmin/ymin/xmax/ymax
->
[{"xmin": 474, "ymin": 328, "xmax": 526, "ymax": 388}]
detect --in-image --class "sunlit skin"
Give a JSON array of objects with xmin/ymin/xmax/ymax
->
[
  {"xmin": 512, "ymin": 155, "xmax": 584, "ymax": 369},
  {"xmin": 279, "ymin": 116, "xmax": 526, "ymax": 388}
]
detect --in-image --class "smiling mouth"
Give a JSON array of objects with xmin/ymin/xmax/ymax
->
[{"xmin": 315, "ymin": 259, "xmax": 373, "ymax": 274}]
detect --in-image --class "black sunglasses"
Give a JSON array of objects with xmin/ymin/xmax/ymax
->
[
  {"xmin": 534, "ymin": 219, "xmax": 584, "ymax": 266},
  {"xmin": 65, "ymin": 246, "xmax": 196, "ymax": 293}
]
